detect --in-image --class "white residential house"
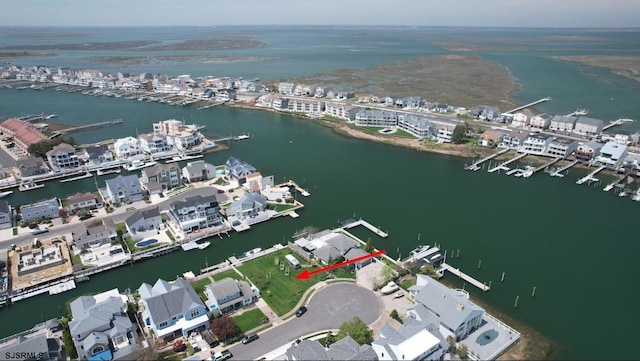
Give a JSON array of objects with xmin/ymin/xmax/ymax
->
[
  {"xmin": 225, "ymin": 193, "xmax": 267, "ymax": 219},
  {"xmin": 408, "ymin": 274, "xmax": 484, "ymax": 341},
  {"xmin": 355, "ymin": 110, "xmax": 398, "ymax": 127},
  {"xmin": 529, "ymin": 113, "xmax": 552, "ymax": 130},
  {"xmin": 83, "ymin": 144, "xmax": 114, "ymax": 168},
  {"xmin": 277, "ymin": 82, "xmax": 296, "ymax": 95},
  {"xmin": 138, "ymin": 278, "xmax": 210, "ymax": 341},
  {"xmin": 215, "ymin": 88, "xmax": 236, "ymax": 102},
  {"xmin": 138, "ymin": 133, "xmax": 171, "ymax": 155},
  {"xmin": 574, "ymin": 116, "xmax": 604, "ymax": 136},
  {"xmin": 436, "ymin": 124, "xmax": 455, "ymax": 143},
  {"xmin": 204, "ymin": 277, "xmax": 259, "ymax": 315},
  {"xmin": 20, "ymin": 198, "xmax": 60, "ymax": 222},
  {"xmin": 104, "ymin": 175, "xmax": 144, "ymax": 204},
  {"xmin": 113, "ymin": 137, "xmax": 141, "ymax": 158},
  {"xmin": 224, "ymin": 156, "xmax": 257, "ymax": 184},
  {"xmin": 125, "ymin": 207, "xmax": 163, "ymax": 241},
  {"xmin": 286, "ymin": 98, "xmax": 324, "ymax": 114},
  {"xmin": 511, "ymin": 112, "xmax": 529, "ymax": 128},
  {"xmin": 372, "ymin": 318, "xmax": 447, "ymax": 361},
  {"xmin": 549, "ymin": 115, "xmax": 577, "ymax": 133},
  {"xmin": 521, "ymin": 134, "xmax": 554, "ymax": 155},
  {"xmin": 499, "ymin": 131, "xmax": 528, "ymax": 150},
  {"xmin": 324, "ymin": 101, "xmax": 358, "ymax": 121},
  {"xmin": 140, "ymin": 163, "xmax": 181, "ymax": 194},
  {"xmin": 67, "ymin": 192, "xmax": 98, "ymax": 214},
  {"xmin": 398, "ymin": 115, "xmax": 436, "ymax": 139},
  {"xmin": 595, "ymin": 142, "xmax": 629, "ymax": 168},
  {"xmin": 182, "ymin": 160, "xmax": 216, "ymax": 183},
  {"xmin": 0, "ymin": 200, "xmax": 12, "ymax": 230},
  {"xmin": 272, "ymin": 97, "xmax": 289, "ymax": 111},
  {"xmin": 46, "ymin": 142, "xmax": 82, "ymax": 171}
]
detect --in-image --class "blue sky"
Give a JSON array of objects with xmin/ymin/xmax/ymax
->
[{"xmin": 1, "ymin": 0, "xmax": 637, "ymax": 28}]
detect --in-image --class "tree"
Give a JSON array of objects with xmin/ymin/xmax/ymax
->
[
  {"xmin": 172, "ymin": 339, "xmax": 186, "ymax": 353},
  {"xmin": 390, "ymin": 309, "xmax": 402, "ymax": 323},
  {"xmin": 456, "ymin": 343, "xmax": 469, "ymax": 359},
  {"xmin": 446, "ymin": 335, "xmax": 457, "ymax": 352},
  {"xmin": 336, "ymin": 317, "xmax": 373, "ymax": 345},
  {"xmin": 452, "ymin": 123, "xmax": 470, "ymax": 144},
  {"xmin": 60, "ymin": 317, "xmax": 78, "ymax": 359},
  {"xmin": 363, "ymin": 238, "xmax": 375, "ymax": 253},
  {"xmin": 210, "ymin": 315, "xmax": 240, "ymax": 342}
]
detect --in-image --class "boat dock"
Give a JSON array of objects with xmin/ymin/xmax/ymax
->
[
  {"xmin": 527, "ymin": 157, "xmax": 562, "ymax": 177},
  {"xmin": 440, "ymin": 263, "xmax": 490, "ymax": 292},
  {"xmin": 464, "ymin": 148, "xmax": 509, "ymax": 171},
  {"xmin": 504, "ymin": 97, "xmax": 551, "ymax": 114},
  {"xmin": 577, "ymin": 165, "xmax": 606, "ymax": 185},
  {"xmin": 282, "ymin": 180, "xmax": 310, "ymax": 197},
  {"xmin": 550, "ymin": 159, "xmax": 579, "ymax": 177},
  {"xmin": 58, "ymin": 119, "xmax": 123, "ymax": 134},
  {"xmin": 488, "ymin": 152, "xmax": 528, "ymax": 173},
  {"xmin": 340, "ymin": 218, "xmax": 388, "ymax": 238},
  {"xmin": 604, "ymin": 173, "xmax": 628, "ymax": 192},
  {"xmin": 602, "ymin": 118, "xmax": 630, "ymax": 132}
]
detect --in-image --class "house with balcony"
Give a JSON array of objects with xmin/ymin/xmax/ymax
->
[
  {"xmin": 499, "ymin": 131, "xmax": 528, "ymax": 150},
  {"xmin": 20, "ymin": 198, "xmax": 60, "ymax": 222},
  {"xmin": 167, "ymin": 194, "xmax": 221, "ymax": 233},
  {"xmin": 69, "ymin": 288, "xmax": 139, "ymax": 360},
  {"xmin": 46, "ymin": 143, "xmax": 81, "ymax": 171},
  {"xmin": 73, "ymin": 219, "xmax": 118, "ymax": 249},
  {"xmin": 125, "ymin": 207, "xmax": 162, "ymax": 241},
  {"xmin": 15, "ymin": 155, "xmax": 49, "ymax": 177},
  {"xmin": 113, "ymin": 137, "xmax": 141, "ymax": 158},
  {"xmin": 575, "ymin": 141, "xmax": 604, "ymax": 162},
  {"xmin": 574, "ymin": 116, "xmax": 604, "ymax": 137},
  {"xmin": 67, "ymin": 192, "xmax": 99, "ymax": 214},
  {"xmin": 395, "ymin": 96, "xmax": 424, "ymax": 109},
  {"xmin": 225, "ymin": 193, "xmax": 267, "ymax": 219},
  {"xmin": 0, "ymin": 200, "xmax": 12, "ymax": 230},
  {"xmin": 595, "ymin": 142, "xmax": 629, "ymax": 168},
  {"xmin": 104, "ymin": 175, "xmax": 144, "ymax": 204},
  {"xmin": 324, "ymin": 101, "xmax": 358, "ymax": 121},
  {"xmin": 408, "ymin": 274, "xmax": 484, "ymax": 341},
  {"xmin": 277, "ymin": 82, "xmax": 296, "ymax": 95},
  {"xmin": 215, "ymin": 88, "xmax": 236, "ymax": 102},
  {"xmin": 182, "ymin": 160, "xmax": 216, "ymax": 183},
  {"xmin": 224, "ymin": 156, "xmax": 257, "ymax": 185},
  {"xmin": 355, "ymin": 110, "xmax": 398, "ymax": 127},
  {"xmin": 398, "ymin": 115, "xmax": 436, "ymax": 139},
  {"xmin": 84, "ymin": 144, "xmax": 114, "ymax": 168},
  {"xmin": 436, "ymin": 124, "xmax": 455, "ymax": 143},
  {"xmin": 529, "ymin": 113, "xmax": 552, "ymax": 130},
  {"xmin": 138, "ymin": 277, "xmax": 210, "ymax": 341},
  {"xmin": 510, "ymin": 112, "xmax": 529, "ymax": 128},
  {"xmin": 140, "ymin": 163, "xmax": 181, "ymax": 194},
  {"xmin": 272, "ymin": 97, "xmax": 289, "ymax": 111},
  {"xmin": 287, "ymin": 98, "xmax": 324, "ymax": 114},
  {"xmin": 546, "ymin": 137, "xmax": 579, "ymax": 158},
  {"xmin": 204, "ymin": 277, "xmax": 258, "ymax": 315},
  {"xmin": 521, "ymin": 134, "xmax": 554, "ymax": 155},
  {"xmin": 138, "ymin": 133, "xmax": 171, "ymax": 155}
]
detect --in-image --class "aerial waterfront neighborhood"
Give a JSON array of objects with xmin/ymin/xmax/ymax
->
[{"xmin": 0, "ymin": 58, "xmax": 638, "ymax": 361}]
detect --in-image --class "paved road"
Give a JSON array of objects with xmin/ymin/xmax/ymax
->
[
  {"xmin": 227, "ymin": 283, "xmax": 383, "ymax": 360},
  {"xmin": 0, "ymin": 186, "xmax": 218, "ymax": 249}
]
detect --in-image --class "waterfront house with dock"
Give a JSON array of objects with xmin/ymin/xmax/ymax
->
[
  {"xmin": 204, "ymin": 277, "xmax": 258, "ymax": 315},
  {"xmin": 574, "ymin": 116, "xmax": 604, "ymax": 137},
  {"xmin": 529, "ymin": 113, "xmax": 552, "ymax": 130},
  {"xmin": 575, "ymin": 141, "xmax": 603, "ymax": 162},
  {"xmin": 546, "ymin": 137, "xmax": 579, "ymax": 158},
  {"xmin": 398, "ymin": 114, "xmax": 437, "ymax": 139},
  {"xmin": 182, "ymin": 160, "xmax": 215, "ymax": 183},
  {"xmin": 225, "ymin": 193, "xmax": 268, "ymax": 219},
  {"xmin": 595, "ymin": 142, "xmax": 629, "ymax": 168},
  {"xmin": 521, "ymin": 133, "xmax": 554, "ymax": 155},
  {"xmin": 372, "ymin": 317, "xmax": 447, "ymax": 361},
  {"xmin": 549, "ymin": 115, "xmax": 577, "ymax": 133},
  {"xmin": 73, "ymin": 219, "xmax": 118, "ymax": 250},
  {"xmin": 479, "ymin": 130, "xmax": 506, "ymax": 148},
  {"xmin": 499, "ymin": 131, "xmax": 528, "ymax": 150},
  {"xmin": 125, "ymin": 207, "xmax": 162, "ymax": 241},
  {"xmin": 69, "ymin": 288, "xmax": 140, "ymax": 361},
  {"xmin": 20, "ymin": 197, "xmax": 60, "ymax": 222},
  {"xmin": 138, "ymin": 277, "xmax": 211, "ymax": 341},
  {"xmin": 112, "ymin": 137, "xmax": 141, "ymax": 158},
  {"xmin": 83, "ymin": 144, "xmax": 114, "ymax": 168},
  {"xmin": 224, "ymin": 156, "xmax": 257, "ymax": 185},
  {"xmin": 140, "ymin": 163, "xmax": 181, "ymax": 194},
  {"xmin": 167, "ymin": 194, "xmax": 222, "ymax": 234},
  {"xmin": 15, "ymin": 155, "xmax": 49, "ymax": 178},
  {"xmin": 46, "ymin": 143, "xmax": 82, "ymax": 172}
]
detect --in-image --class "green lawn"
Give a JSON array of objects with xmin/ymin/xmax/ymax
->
[
  {"xmin": 399, "ymin": 277, "xmax": 416, "ymax": 291},
  {"xmin": 233, "ymin": 308, "xmax": 268, "ymax": 334},
  {"xmin": 270, "ymin": 203, "xmax": 297, "ymax": 212},
  {"xmin": 212, "ymin": 269, "xmax": 243, "ymax": 282},
  {"xmin": 238, "ymin": 249, "xmax": 355, "ymax": 316},
  {"xmin": 191, "ymin": 277, "xmax": 212, "ymax": 296}
]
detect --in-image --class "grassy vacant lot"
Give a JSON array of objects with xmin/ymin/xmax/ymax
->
[
  {"xmin": 237, "ymin": 248, "xmax": 355, "ymax": 316},
  {"xmin": 233, "ymin": 308, "xmax": 268, "ymax": 334}
]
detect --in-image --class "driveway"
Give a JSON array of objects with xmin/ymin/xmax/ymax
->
[{"xmin": 227, "ymin": 283, "xmax": 383, "ymax": 360}]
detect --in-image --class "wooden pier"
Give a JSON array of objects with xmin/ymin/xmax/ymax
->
[
  {"xmin": 504, "ymin": 97, "xmax": 551, "ymax": 114},
  {"xmin": 464, "ymin": 148, "xmax": 509, "ymax": 171},
  {"xmin": 604, "ymin": 173, "xmax": 629, "ymax": 192},
  {"xmin": 59, "ymin": 119, "xmax": 123, "ymax": 134},
  {"xmin": 550, "ymin": 159, "xmax": 579, "ymax": 177},
  {"xmin": 441, "ymin": 263, "xmax": 490, "ymax": 291},
  {"xmin": 340, "ymin": 218, "xmax": 388, "ymax": 238},
  {"xmin": 528, "ymin": 157, "xmax": 562, "ymax": 177},
  {"xmin": 577, "ymin": 165, "xmax": 606, "ymax": 185},
  {"xmin": 488, "ymin": 152, "xmax": 528, "ymax": 173}
]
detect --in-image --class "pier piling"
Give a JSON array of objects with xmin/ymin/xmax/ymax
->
[
  {"xmin": 532, "ymin": 286, "xmax": 536, "ymax": 297},
  {"xmin": 501, "ymin": 272, "xmax": 505, "ymax": 282},
  {"xmin": 478, "ymin": 259, "xmax": 482, "ymax": 269},
  {"xmin": 456, "ymin": 249, "xmax": 460, "ymax": 258},
  {"xmin": 514, "ymin": 295, "xmax": 520, "ymax": 308},
  {"xmin": 489, "ymin": 280, "xmax": 492, "ymax": 288}
]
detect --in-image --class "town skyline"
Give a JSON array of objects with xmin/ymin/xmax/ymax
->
[{"xmin": 1, "ymin": 0, "xmax": 638, "ymax": 28}]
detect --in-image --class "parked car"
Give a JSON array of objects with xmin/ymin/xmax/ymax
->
[
  {"xmin": 394, "ymin": 291, "xmax": 404, "ymax": 299},
  {"xmin": 295, "ymin": 306, "xmax": 307, "ymax": 317},
  {"xmin": 212, "ymin": 350, "xmax": 232, "ymax": 361},
  {"xmin": 242, "ymin": 332, "xmax": 259, "ymax": 344},
  {"xmin": 31, "ymin": 225, "xmax": 49, "ymax": 235}
]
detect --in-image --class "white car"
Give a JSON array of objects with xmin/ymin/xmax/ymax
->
[
  {"xmin": 31, "ymin": 225, "xmax": 49, "ymax": 235},
  {"xmin": 394, "ymin": 291, "xmax": 404, "ymax": 299}
]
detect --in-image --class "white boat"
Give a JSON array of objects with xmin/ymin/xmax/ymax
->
[
  {"xmin": 31, "ymin": 225, "xmax": 49, "ymax": 234},
  {"xmin": 243, "ymin": 248, "xmax": 262, "ymax": 258},
  {"xmin": 19, "ymin": 181, "xmax": 44, "ymax": 191},
  {"xmin": 0, "ymin": 190, "xmax": 13, "ymax": 198},
  {"xmin": 234, "ymin": 134, "xmax": 250, "ymax": 141},
  {"xmin": 165, "ymin": 154, "xmax": 203, "ymax": 163},
  {"xmin": 60, "ymin": 172, "xmax": 93, "ymax": 183},
  {"xmin": 409, "ymin": 245, "xmax": 430, "ymax": 258},
  {"xmin": 181, "ymin": 241, "xmax": 211, "ymax": 251},
  {"xmin": 124, "ymin": 160, "xmax": 157, "ymax": 171},
  {"xmin": 97, "ymin": 168, "xmax": 121, "ymax": 176}
]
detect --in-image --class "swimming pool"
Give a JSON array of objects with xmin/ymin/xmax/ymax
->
[{"xmin": 135, "ymin": 239, "xmax": 158, "ymax": 248}]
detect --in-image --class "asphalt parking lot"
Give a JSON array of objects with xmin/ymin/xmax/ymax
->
[{"xmin": 227, "ymin": 283, "xmax": 382, "ymax": 360}]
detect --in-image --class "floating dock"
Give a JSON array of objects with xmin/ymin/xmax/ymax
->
[
  {"xmin": 488, "ymin": 152, "xmax": 528, "ymax": 173},
  {"xmin": 464, "ymin": 148, "xmax": 509, "ymax": 171},
  {"xmin": 576, "ymin": 165, "xmax": 606, "ymax": 185}
]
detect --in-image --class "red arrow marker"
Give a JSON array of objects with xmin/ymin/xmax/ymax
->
[{"xmin": 295, "ymin": 250, "xmax": 386, "ymax": 279}]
